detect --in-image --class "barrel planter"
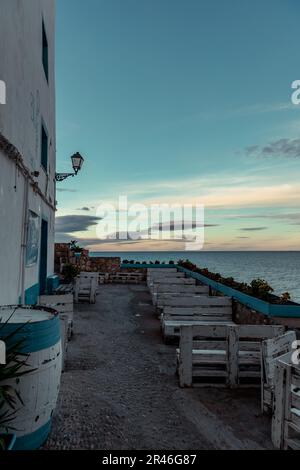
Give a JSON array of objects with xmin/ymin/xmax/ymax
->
[{"xmin": 0, "ymin": 306, "xmax": 62, "ymax": 450}]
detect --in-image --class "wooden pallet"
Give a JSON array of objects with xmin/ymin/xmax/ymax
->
[
  {"xmin": 178, "ymin": 324, "xmax": 285, "ymax": 388},
  {"xmin": 272, "ymin": 353, "xmax": 300, "ymax": 449},
  {"xmin": 110, "ymin": 273, "xmax": 144, "ymax": 284},
  {"xmin": 261, "ymin": 331, "xmax": 296, "ymax": 414}
]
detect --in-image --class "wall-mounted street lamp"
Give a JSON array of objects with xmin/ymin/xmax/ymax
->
[{"xmin": 55, "ymin": 152, "xmax": 85, "ymax": 182}]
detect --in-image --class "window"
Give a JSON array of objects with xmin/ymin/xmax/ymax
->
[
  {"xmin": 42, "ymin": 20, "xmax": 49, "ymax": 82},
  {"xmin": 26, "ymin": 211, "xmax": 40, "ymax": 267},
  {"xmin": 41, "ymin": 122, "xmax": 48, "ymax": 171}
]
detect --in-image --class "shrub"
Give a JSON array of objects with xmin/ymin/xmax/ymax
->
[
  {"xmin": 250, "ymin": 279, "xmax": 274, "ymax": 300},
  {"xmin": 61, "ymin": 264, "xmax": 80, "ymax": 283},
  {"xmin": 279, "ymin": 292, "xmax": 291, "ymax": 304}
]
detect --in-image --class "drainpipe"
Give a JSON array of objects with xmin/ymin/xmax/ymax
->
[{"xmin": 20, "ymin": 178, "xmax": 29, "ymax": 304}]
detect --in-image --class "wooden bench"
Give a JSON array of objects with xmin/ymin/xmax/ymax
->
[
  {"xmin": 148, "ymin": 272, "xmax": 186, "ymax": 289},
  {"xmin": 272, "ymin": 352, "xmax": 300, "ymax": 449},
  {"xmin": 150, "ymin": 278, "xmax": 196, "ymax": 295},
  {"xmin": 147, "ymin": 268, "xmax": 178, "ymax": 284},
  {"xmin": 74, "ymin": 274, "xmax": 97, "ymax": 304},
  {"xmin": 178, "ymin": 324, "xmax": 285, "ymax": 388},
  {"xmin": 147, "ymin": 268, "xmax": 178, "ymax": 277},
  {"xmin": 110, "ymin": 272, "xmax": 144, "ymax": 284},
  {"xmin": 261, "ymin": 331, "xmax": 297, "ymax": 414},
  {"xmin": 152, "ymin": 285, "xmax": 209, "ymax": 305},
  {"xmin": 155, "ymin": 288, "xmax": 210, "ymax": 308},
  {"xmin": 162, "ymin": 297, "xmax": 233, "ymax": 339}
]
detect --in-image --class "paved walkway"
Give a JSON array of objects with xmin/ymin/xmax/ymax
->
[{"xmin": 45, "ymin": 284, "xmax": 273, "ymax": 450}]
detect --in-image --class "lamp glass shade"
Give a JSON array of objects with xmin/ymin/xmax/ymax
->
[{"xmin": 71, "ymin": 153, "xmax": 84, "ymax": 173}]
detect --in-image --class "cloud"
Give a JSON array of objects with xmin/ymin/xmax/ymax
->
[
  {"xmin": 151, "ymin": 221, "xmax": 220, "ymax": 232},
  {"xmin": 239, "ymin": 227, "xmax": 268, "ymax": 232},
  {"xmin": 236, "ymin": 236, "xmax": 250, "ymax": 239},
  {"xmin": 55, "ymin": 215, "xmax": 102, "ymax": 233},
  {"xmin": 226, "ymin": 212, "xmax": 300, "ymax": 224},
  {"xmin": 246, "ymin": 138, "xmax": 300, "ymax": 159},
  {"xmin": 56, "ymin": 188, "xmax": 78, "ymax": 193}
]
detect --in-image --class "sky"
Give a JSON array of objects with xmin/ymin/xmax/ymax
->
[{"xmin": 55, "ymin": 0, "xmax": 300, "ymax": 251}]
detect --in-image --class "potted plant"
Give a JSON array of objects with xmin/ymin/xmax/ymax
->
[
  {"xmin": 0, "ymin": 315, "xmax": 34, "ymax": 451},
  {"xmin": 70, "ymin": 240, "xmax": 84, "ymax": 255}
]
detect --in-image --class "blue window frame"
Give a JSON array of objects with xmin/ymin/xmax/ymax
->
[
  {"xmin": 41, "ymin": 122, "xmax": 48, "ymax": 171},
  {"xmin": 42, "ymin": 20, "xmax": 49, "ymax": 82},
  {"xmin": 26, "ymin": 211, "xmax": 40, "ymax": 267}
]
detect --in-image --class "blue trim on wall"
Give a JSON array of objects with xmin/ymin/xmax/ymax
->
[
  {"xmin": 13, "ymin": 419, "xmax": 52, "ymax": 450},
  {"xmin": 121, "ymin": 263, "xmax": 300, "ymax": 318},
  {"xmin": 24, "ymin": 275, "xmax": 59, "ymax": 305},
  {"xmin": 25, "ymin": 283, "xmax": 40, "ymax": 305}
]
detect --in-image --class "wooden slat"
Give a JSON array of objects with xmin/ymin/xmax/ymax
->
[
  {"xmin": 154, "ymin": 285, "xmax": 205, "ymax": 294},
  {"xmin": 178, "ymin": 326, "xmax": 193, "ymax": 387},
  {"xmin": 272, "ymin": 363, "xmax": 287, "ymax": 449},
  {"xmin": 192, "ymin": 369, "xmax": 227, "ymax": 377},
  {"xmin": 164, "ymin": 298, "xmax": 232, "ymax": 310},
  {"xmin": 238, "ymin": 325, "xmax": 285, "ymax": 339}
]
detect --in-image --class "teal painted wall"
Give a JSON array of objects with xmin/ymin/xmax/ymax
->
[{"xmin": 24, "ymin": 275, "xmax": 59, "ymax": 305}]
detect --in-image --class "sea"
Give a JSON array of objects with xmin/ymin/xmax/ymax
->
[{"xmin": 90, "ymin": 251, "xmax": 300, "ymax": 303}]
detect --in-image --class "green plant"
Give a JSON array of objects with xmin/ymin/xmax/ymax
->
[
  {"xmin": 61, "ymin": 264, "xmax": 80, "ymax": 282},
  {"xmin": 250, "ymin": 279, "xmax": 274, "ymax": 300},
  {"xmin": 178, "ymin": 260, "xmax": 281, "ymax": 303},
  {"xmin": 279, "ymin": 292, "xmax": 291, "ymax": 304},
  {"xmin": 70, "ymin": 240, "xmax": 83, "ymax": 254}
]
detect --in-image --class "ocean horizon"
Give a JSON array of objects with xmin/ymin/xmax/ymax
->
[{"xmin": 90, "ymin": 251, "xmax": 300, "ymax": 303}]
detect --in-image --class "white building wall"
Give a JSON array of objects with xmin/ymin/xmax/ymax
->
[{"xmin": 0, "ymin": 0, "xmax": 56, "ymax": 305}]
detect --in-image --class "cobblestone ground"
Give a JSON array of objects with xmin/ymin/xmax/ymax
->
[{"xmin": 44, "ymin": 284, "xmax": 273, "ymax": 450}]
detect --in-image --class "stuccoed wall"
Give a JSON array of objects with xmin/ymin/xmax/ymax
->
[{"xmin": 0, "ymin": 0, "xmax": 56, "ymax": 304}]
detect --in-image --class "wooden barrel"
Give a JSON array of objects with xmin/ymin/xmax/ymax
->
[{"xmin": 0, "ymin": 306, "xmax": 62, "ymax": 450}]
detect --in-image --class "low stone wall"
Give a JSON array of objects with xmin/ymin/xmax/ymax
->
[
  {"xmin": 76, "ymin": 256, "xmax": 121, "ymax": 273},
  {"xmin": 55, "ymin": 243, "xmax": 121, "ymax": 274}
]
